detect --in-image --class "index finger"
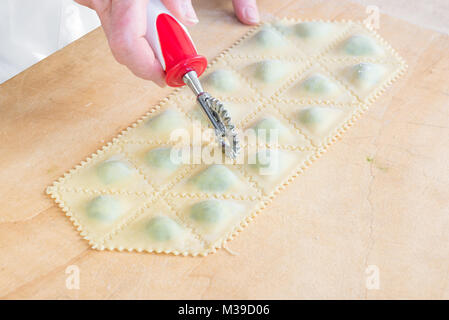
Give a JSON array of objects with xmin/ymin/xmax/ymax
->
[{"xmin": 232, "ymin": 0, "xmax": 260, "ymax": 25}]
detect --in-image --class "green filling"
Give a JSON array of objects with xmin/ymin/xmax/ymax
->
[
  {"xmin": 208, "ymin": 69, "xmax": 238, "ymax": 92},
  {"xmin": 349, "ymin": 63, "xmax": 384, "ymax": 87},
  {"xmin": 295, "ymin": 22, "xmax": 330, "ymax": 38},
  {"xmin": 343, "ymin": 35, "xmax": 378, "ymax": 56},
  {"xmin": 96, "ymin": 160, "xmax": 132, "ymax": 184},
  {"xmin": 302, "ymin": 74, "xmax": 334, "ymax": 95},
  {"xmin": 297, "ymin": 107, "xmax": 342, "ymax": 135},
  {"xmin": 146, "ymin": 216, "xmax": 179, "ymax": 242},
  {"xmin": 298, "ymin": 107, "xmax": 325, "ymax": 125},
  {"xmin": 190, "ymin": 165, "xmax": 238, "ymax": 192},
  {"xmin": 86, "ymin": 195, "xmax": 122, "ymax": 222},
  {"xmin": 254, "ymin": 60, "xmax": 286, "ymax": 83},
  {"xmin": 254, "ymin": 27, "xmax": 285, "ymax": 48},
  {"xmin": 190, "ymin": 200, "xmax": 225, "ymax": 224},
  {"xmin": 253, "ymin": 117, "xmax": 285, "ymax": 142},
  {"xmin": 145, "ymin": 147, "xmax": 179, "ymax": 171},
  {"xmin": 272, "ymin": 22, "xmax": 293, "ymax": 36}
]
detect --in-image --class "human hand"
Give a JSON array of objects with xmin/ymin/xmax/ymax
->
[{"xmin": 75, "ymin": 0, "xmax": 260, "ymax": 87}]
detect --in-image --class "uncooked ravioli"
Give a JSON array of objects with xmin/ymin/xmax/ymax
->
[{"xmin": 47, "ymin": 18, "xmax": 406, "ymax": 256}]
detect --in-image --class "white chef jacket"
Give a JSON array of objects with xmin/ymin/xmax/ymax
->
[{"xmin": 0, "ymin": 0, "xmax": 100, "ymax": 83}]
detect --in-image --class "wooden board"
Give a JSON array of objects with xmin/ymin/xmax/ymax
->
[{"xmin": 0, "ymin": 0, "xmax": 448, "ymax": 299}]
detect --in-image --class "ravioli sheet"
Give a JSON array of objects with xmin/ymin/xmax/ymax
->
[{"xmin": 47, "ymin": 18, "xmax": 407, "ymax": 256}]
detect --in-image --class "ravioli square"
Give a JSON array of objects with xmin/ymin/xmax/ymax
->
[
  {"xmin": 166, "ymin": 196, "xmax": 260, "ymax": 246},
  {"xmin": 53, "ymin": 144, "xmax": 153, "ymax": 194},
  {"xmin": 227, "ymin": 24, "xmax": 300, "ymax": 58},
  {"xmin": 225, "ymin": 56, "xmax": 309, "ymax": 99},
  {"xmin": 240, "ymin": 104, "xmax": 313, "ymax": 149},
  {"xmin": 277, "ymin": 103, "xmax": 355, "ymax": 147},
  {"xmin": 117, "ymin": 99, "xmax": 199, "ymax": 145},
  {"xmin": 169, "ymin": 163, "xmax": 261, "ymax": 199},
  {"xmin": 277, "ymin": 63, "xmax": 358, "ymax": 104},
  {"xmin": 323, "ymin": 60, "xmax": 404, "ymax": 102},
  {"xmin": 50, "ymin": 189, "xmax": 151, "ymax": 246},
  {"xmin": 121, "ymin": 142, "xmax": 196, "ymax": 192},
  {"xmin": 273, "ymin": 19, "xmax": 353, "ymax": 56},
  {"xmin": 324, "ymin": 23, "xmax": 398, "ymax": 60},
  {"xmin": 103, "ymin": 199, "xmax": 204, "ymax": 254}
]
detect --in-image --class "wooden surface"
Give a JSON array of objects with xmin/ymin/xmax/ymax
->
[
  {"xmin": 1, "ymin": 0, "xmax": 448, "ymax": 299},
  {"xmin": 351, "ymin": 0, "xmax": 449, "ymax": 34}
]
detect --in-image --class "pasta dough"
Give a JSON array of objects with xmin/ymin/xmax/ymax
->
[
  {"xmin": 96, "ymin": 160, "xmax": 132, "ymax": 184},
  {"xmin": 189, "ymin": 165, "xmax": 238, "ymax": 193},
  {"xmin": 86, "ymin": 195, "xmax": 122, "ymax": 222},
  {"xmin": 206, "ymin": 69, "xmax": 239, "ymax": 92},
  {"xmin": 47, "ymin": 18, "xmax": 406, "ymax": 256}
]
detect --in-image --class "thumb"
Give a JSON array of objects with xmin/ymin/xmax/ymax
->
[{"xmin": 162, "ymin": 0, "xmax": 199, "ymax": 26}]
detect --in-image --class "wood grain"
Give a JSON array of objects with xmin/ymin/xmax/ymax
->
[{"xmin": 0, "ymin": 0, "xmax": 448, "ymax": 299}]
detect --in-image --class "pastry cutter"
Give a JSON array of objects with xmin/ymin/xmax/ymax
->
[{"xmin": 145, "ymin": 0, "xmax": 240, "ymax": 159}]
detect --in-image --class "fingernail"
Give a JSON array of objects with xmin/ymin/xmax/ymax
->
[
  {"xmin": 242, "ymin": 6, "xmax": 260, "ymax": 24},
  {"xmin": 183, "ymin": 1, "xmax": 199, "ymax": 24}
]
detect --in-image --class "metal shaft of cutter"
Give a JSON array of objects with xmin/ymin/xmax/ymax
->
[{"xmin": 182, "ymin": 71, "xmax": 225, "ymax": 134}]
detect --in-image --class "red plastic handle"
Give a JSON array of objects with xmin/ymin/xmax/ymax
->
[{"xmin": 156, "ymin": 14, "xmax": 207, "ymax": 87}]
